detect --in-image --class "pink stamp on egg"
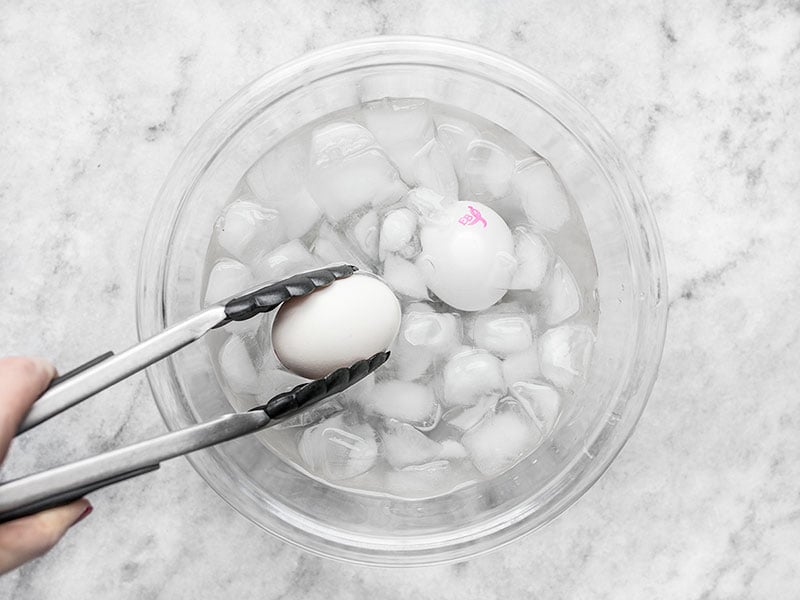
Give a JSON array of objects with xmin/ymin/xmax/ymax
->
[{"xmin": 458, "ymin": 205, "xmax": 487, "ymax": 228}]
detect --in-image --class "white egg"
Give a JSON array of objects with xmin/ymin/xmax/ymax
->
[
  {"xmin": 271, "ymin": 273, "xmax": 401, "ymax": 379},
  {"xmin": 416, "ymin": 201, "xmax": 515, "ymax": 311}
]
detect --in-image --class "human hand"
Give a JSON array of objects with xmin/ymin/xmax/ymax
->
[{"xmin": 0, "ymin": 358, "xmax": 91, "ymax": 574}]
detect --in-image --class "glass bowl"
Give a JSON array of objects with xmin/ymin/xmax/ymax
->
[{"xmin": 137, "ymin": 36, "xmax": 667, "ymax": 566}]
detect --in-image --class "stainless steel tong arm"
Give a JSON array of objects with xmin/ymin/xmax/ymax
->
[
  {"xmin": 0, "ymin": 351, "xmax": 389, "ymax": 524},
  {"xmin": 3, "ymin": 264, "xmax": 372, "ymax": 523},
  {"xmin": 17, "ymin": 264, "xmax": 359, "ymax": 435},
  {"xmin": 0, "ymin": 411, "xmax": 270, "ymax": 523},
  {"xmin": 18, "ymin": 306, "xmax": 228, "ymax": 434}
]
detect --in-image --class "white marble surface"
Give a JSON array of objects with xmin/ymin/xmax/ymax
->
[{"xmin": 1, "ymin": 1, "xmax": 799, "ymax": 597}]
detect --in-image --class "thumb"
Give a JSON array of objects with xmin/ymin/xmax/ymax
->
[{"xmin": 0, "ymin": 499, "xmax": 92, "ymax": 574}]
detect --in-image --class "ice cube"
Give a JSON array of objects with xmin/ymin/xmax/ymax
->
[
  {"xmin": 218, "ymin": 334, "xmax": 261, "ymax": 396},
  {"xmin": 402, "ymin": 311, "xmax": 461, "ymax": 355},
  {"xmin": 258, "ymin": 368, "xmax": 307, "ymax": 398},
  {"xmin": 350, "ymin": 210, "xmax": 380, "ymax": 260},
  {"xmin": 204, "ymin": 258, "xmax": 253, "ymax": 306},
  {"xmin": 254, "ymin": 312, "xmax": 278, "ymax": 355},
  {"xmin": 365, "ymin": 380, "xmax": 440, "ymax": 430},
  {"xmin": 509, "ymin": 381, "xmax": 561, "ymax": 436},
  {"xmin": 502, "ymin": 346, "xmax": 541, "ymax": 386},
  {"xmin": 442, "ymin": 349, "xmax": 505, "ymax": 408},
  {"xmin": 388, "ymin": 336, "xmax": 434, "ymax": 381},
  {"xmin": 544, "ymin": 259, "xmax": 581, "ymax": 325},
  {"xmin": 462, "ymin": 398, "xmax": 541, "ymax": 476},
  {"xmin": 362, "ymin": 98, "xmax": 435, "ymax": 181},
  {"xmin": 312, "ymin": 222, "xmax": 371, "ymax": 271},
  {"xmin": 245, "ymin": 139, "xmax": 322, "ymax": 239},
  {"xmin": 510, "ymin": 228, "xmax": 552, "ymax": 291},
  {"xmin": 250, "ymin": 239, "xmax": 318, "ymax": 281},
  {"xmin": 538, "ymin": 324, "xmax": 595, "ymax": 389},
  {"xmin": 464, "ymin": 140, "xmax": 515, "ymax": 200},
  {"xmin": 310, "ymin": 121, "xmax": 376, "ymax": 162},
  {"xmin": 342, "ymin": 372, "xmax": 376, "ymax": 406},
  {"xmin": 245, "ymin": 138, "xmax": 307, "ymax": 202},
  {"xmin": 443, "ymin": 395, "xmax": 498, "ymax": 432},
  {"xmin": 398, "ymin": 242, "xmax": 422, "ymax": 261},
  {"xmin": 270, "ymin": 188, "xmax": 322, "ymax": 239},
  {"xmin": 273, "ymin": 399, "xmax": 344, "ymax": 430},
  {"xmin": 313, "ymin": 236, "xmax": 351, "ymax": 267},
  {"xmin": 413, "ymin": 139, "xmax": 459, "ymax": 199},
  {"xmin": 383, "ymin": 459, "xmax": 453, "ymax": 499},
  {"xmin": 486, "ymin": 250, "xmax": 519, "ymax": 291},
  {"xmin": 226, "ymin": 315, "xmax": 265, "ymax": 338},
  {"xmin": 406, "ymin": 187, "xmax": 454, "ymax": 221},
  {"xmin": 214, "ymin": 199, "xmax": 286, "ymax": 262},
  {"xmin": 379, "ymin": 208, "xmax": 418, "ymax": 259},
  {"xmin": 436, "ymin": 117, "xmax": 481, "ymax": 181},
  {"xmin": 382, "ymin": 254, "xmax": 429, "ymax": 300},
  {"xmin": 438, "ymin": 439, "xmax": 468, "ymax": 460},
  {"xmin": 298, "ymin": 414, "xmax": 378, "ymax": 480},
  {"xmin": 515, "ymin": 159, "xmax": 571, "ymax": 231},
  {"xmin": 309, "ymin": 121, "xmax": 406, "ymax": 222},
  {"xmin": 471, "ymin": 312, "xmax": 533, "ymax": 357},
  {"xmin": 310, "ymin": 149, "xmax": 408, "ymax": 222},
  {"xmin": 363, "ymin": 99, "xmax": 435, "ymax": 148},
  {"xmin": 381, "ymin": 421, "xmax": 443, "ymax": 469},
  {"xmin": 406, "ymin": 301, "xmax": 434, "ymax": 313}
]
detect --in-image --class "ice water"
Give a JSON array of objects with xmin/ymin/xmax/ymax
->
[{"xmin": 202, "ymin": 98, "xmax": 598, "ymax": 499}]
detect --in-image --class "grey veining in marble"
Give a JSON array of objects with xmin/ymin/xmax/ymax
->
[{"xmin": 1, "ymin": 1, "xmax": 799, "ymax": 598}]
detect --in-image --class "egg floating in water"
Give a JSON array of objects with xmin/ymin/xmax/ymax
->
[
  {"xmin": 416, "ymin": 201, "xmax": 516, "ymax": 312},
  {"xmin": 271, "ymin": 272, "xmax": 401, "ymax": 379}
]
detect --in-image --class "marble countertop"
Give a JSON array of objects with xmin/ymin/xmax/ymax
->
[{"xmin": 1, "ymin": 1, "xmax": 799, "ymax": 598}]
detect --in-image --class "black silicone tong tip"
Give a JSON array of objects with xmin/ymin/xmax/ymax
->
[
  {"xmin": 222, "ymin": 264, "xmax": 358, "ymax": 324},
  {"xmin": 256, "ymin": 351, "xmax": 390, "ymax": 421}
]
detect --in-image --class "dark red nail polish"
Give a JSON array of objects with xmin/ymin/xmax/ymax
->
[{"xmin": 74, "ymin": 505, "xmax": 93, "ymax": 525}]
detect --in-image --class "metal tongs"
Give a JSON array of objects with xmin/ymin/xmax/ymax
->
[{"xmin": 0, "ymin": 264, "xmax": 389, "ymax": 523}]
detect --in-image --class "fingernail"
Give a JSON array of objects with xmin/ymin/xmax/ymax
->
[
  {"xmin": 30, "ymin": 357, "xmax": 55, "ymax": 378},
  {"xmin": 73, "ymin": 505, "xmax": 93, "ymax": 526}
]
